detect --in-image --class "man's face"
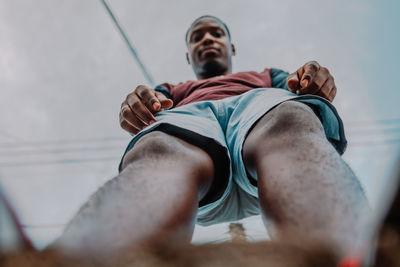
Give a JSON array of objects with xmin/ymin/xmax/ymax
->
[{"xmin": 186, "ymin": 18, "xmax": 234, "ymax": 79}]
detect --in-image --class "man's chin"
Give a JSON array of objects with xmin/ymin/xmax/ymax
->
[{"xmin": 201, "ymin": 61, "xmax": 227, "ymax": 77}]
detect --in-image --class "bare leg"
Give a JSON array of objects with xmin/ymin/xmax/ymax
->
[
  {"xmin": 54, "ymin": 131, "xmax": 214, "ymax": 258},
  {"xmin": 243, "ymin": 101, "xmax": 368, "ymax": 259}
]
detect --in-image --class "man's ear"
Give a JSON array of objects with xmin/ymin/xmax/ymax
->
[
  {"xmin": 186, "ymin": 52, "xmax": 191, "ymax": 64},
  {"xmin": 231, "ymin": 44, "xmax": 236, "ymax": 56}
]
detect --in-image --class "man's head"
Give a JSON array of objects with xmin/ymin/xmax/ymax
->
[{"xmin": 185, "ymin": 15, "xmax": 235, "ymax": 80}]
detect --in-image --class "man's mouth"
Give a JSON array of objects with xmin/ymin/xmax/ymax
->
[{"xmin": 199, "ymin": 47, "xmax": 220, "ymax": 58}]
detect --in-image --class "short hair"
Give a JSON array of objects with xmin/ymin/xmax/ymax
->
[{"xmin": 185, "ymin": 15, "xmax": 231, "ymax": 44}]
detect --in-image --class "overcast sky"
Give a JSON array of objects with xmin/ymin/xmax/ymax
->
[{"xmin": 0, "ymin": 0, "xmax": 399, "ymax": 249}]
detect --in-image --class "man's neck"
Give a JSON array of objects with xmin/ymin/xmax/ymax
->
[{"xmin": 196, "ymin": 63, "xmax": 232, "ymax": 80}]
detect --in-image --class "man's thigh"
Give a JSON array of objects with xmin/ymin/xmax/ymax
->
[
  {"xmin": 223, "ymin": 88, "xmax": 347, "ymax": 198},
  {"xmin": 242, "ymin": 101, "xmax": 326, "ymax": 168},
  {"xmin": 118, "ymin": 101, "xmax": 234, "ymax": 225}
]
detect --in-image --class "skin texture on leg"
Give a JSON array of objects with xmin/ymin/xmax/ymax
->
[
  {"xmin": 53, "ymin": 131, "xmax": 214, "ymax": 259},
  {"xmin": 243, "ymin": 101, "xmax": 369, "ymax": 259}
]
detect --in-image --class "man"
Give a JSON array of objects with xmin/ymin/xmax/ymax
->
[{"xmin": 56, "ymin": 15, "xmax": 368, "ymax": 264}]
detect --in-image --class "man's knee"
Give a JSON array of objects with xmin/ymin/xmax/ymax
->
[
  {"xmin": 244, "ymin": 101, "xmax": 325, "ymax": 160},
  {"xmin": 121, "ymin": 131, "xmax": 214, "ymax": 178},
  {"xmin": 124, "ymin": 131, "xmax": 181, "ymax": 164},
  {"xmin": 261, "ymin": 101, "xmax": 324, "ymax": 137}
]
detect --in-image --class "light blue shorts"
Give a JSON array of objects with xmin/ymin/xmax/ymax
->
[{"xmin": 119, "ymin": 88, "xmax": 347, "ymax": 226}]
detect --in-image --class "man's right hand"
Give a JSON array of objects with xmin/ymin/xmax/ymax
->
[{"xmin": 120, "ymin": 85, "xmax": 174, "ymax": 134}]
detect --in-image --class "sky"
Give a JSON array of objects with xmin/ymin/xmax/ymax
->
[{"xmin": 0, "ymin": 0, "xmax": 399, "ymax": 249}]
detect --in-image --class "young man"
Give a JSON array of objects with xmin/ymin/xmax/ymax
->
[{"xmin": 56, "ymin": 15, "xmax": 368, "ymax": 263}]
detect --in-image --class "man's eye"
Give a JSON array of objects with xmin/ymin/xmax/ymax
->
[
  {"xmin": 213, "ymin": 32, "xmax": 222, "ymax": 37},
  {"xmin": 212, "ymin": 30, "xmax": 224, "ymax": 38},
  {"xmin": 192, "ymin": 34, "xmax": 202, "ymax": 42}
]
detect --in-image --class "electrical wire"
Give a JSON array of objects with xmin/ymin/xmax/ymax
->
[
  {"xmin": 0, "ymin": 145, "xmax": 125, "ymax": 157},
  {"xmin": 1, "ymin": 126, "xmax": 400, "ymax": 167},
  {"xmin": 99, "ymin": 0, "xmax": 155, "ymax": 86},
  {"xmin": 345, "ymin": 118, "xmax": 400, "ymax": 126},
  {"xmin": 1, "ymin": 123, "xmax": 400, "ymax": 148},
  {"xmin": 0, "ymin": 136, "xmax": 127, "ymax": 148},
  {"xmin": 0, "ymin": 156, "xmax": 120, "ymax": 167}
]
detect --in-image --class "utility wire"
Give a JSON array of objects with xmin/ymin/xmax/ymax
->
[
  {"xmin": 0, "ymin": 156, "xmax": 120, "ymax": 168},
  {"xmin": 99, "ymin": 0, "xmax": 155, "ymax": 86},
  {"xmin": 345, "ymin": 118, "xmax": 400, "ymax": 126},
  {"xmin": 1, "ymin": 138, "xmax": 400, "ymax": 167},
  {"xmin": 0, "ymin": 145, "xmax": 125, "ymax": 157},
  {"xmin": 0, "ymin": 136, "xmax": 128, "ymax": 148},
  {"xmin": 21, "ymin": 223, "xmax": 66, "ymax": 228},
  {"xmin": 346, "ymin": 127, "xmax": 400, "ymax": 134},
  {"xmin": 1, "ymin": 127, "xmax": 400, "ymax": 157},
  {"xmin": 2, "ymin": 123, "xmax": 400, "ymax": 148},
  {"xmin": 0, "ymin": 133, "xmax": 398, "ymax": 157},
  {"xmin": 350, "ymin": 140, "xmax": 400, "ymax": 147}
]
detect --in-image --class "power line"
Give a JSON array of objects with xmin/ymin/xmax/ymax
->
[
  {"xmin": 1, "ymin": 125, "xmax": 399, "ymax": 148},
  {"xmin": 99, "ymin": 0, "xmax": 155, "ymax": 86},
  {"xmin": 349, "ymin": 138, "xmax": 400, "ymax": 147},
  {"xmin": 345, "ymin": 118, "xmax": 400, "ymax": 126},
  {"xmin": 0, "ymin": 118, "xmax": 400, "ymax": 149},
  {"xmin": 0, "ymin": 131, "xmax": 399, "ymax": 157},
  {"xmin": 0, "ymin": 145, "xmax": 125, "ymax": 157},
  {"xmin": 21, "ymin": 223, "xmax": 66, "ymax": 228},
  {"xmin": 346, "ymin": 127, "xmax": 400, "ymax": 135},
  {"xmin": 1, "ymin": 137, "xmax": 400, "ymax": 168},
  {"xmin": 0, "ymin": 156, "xmax": 120, "ymax": 168},
  {"xmin": 1, "ymin": 121, "xmax": 400, "ymax": 155},
  {"xmin": 0, "ymin": 136, "xmax": 128, "ymax": 148}
]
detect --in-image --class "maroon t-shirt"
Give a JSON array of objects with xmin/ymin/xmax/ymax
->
[{"xmin": 161, "ymin": 69, "xmax": 272, "ymax": 107}]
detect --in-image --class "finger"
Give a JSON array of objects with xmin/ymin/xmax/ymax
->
[
  {"xmin": 120, "ymin": 115, "xmax": 140, "ymax": 135},
  {"xmin": 293, "ymin": 66, "xmax": 305, "ymax": 94},
  {"xmin": 328, "ymin": 86, "xmax": 337, "ymax": 102},
  {"xmin": 316, "ymin": 76, "xmax": 335, "ymax": 100},
  {"xmin": 316, "ymin": 83, "xmax": 331, "ymax": 100},
  {"xmin": 286, "ymin": 72, "xmax": 300, "ymax": 93},
  {"xmin": 120, "ymin": 104, "xmax": 148, "ymax": 129},
  {"xmin": 300, "ymin": 61, "xmax": 320, "ymax": 88},
  {"xmin": 155, "ymin": 91, "xmax": 174, "ymax": 109},
  {"xmin": 301, "ymin": 67, "xmax": 330, "ymax": 95},
  {"xmin": 136, "ymin": 85, "xmax": 161, "ymax": 112},
  {"xmin": 126, "ymin": 93, "xmax": 157, "ymax": 124}
]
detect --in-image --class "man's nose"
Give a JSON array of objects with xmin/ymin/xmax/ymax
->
[{"xmin": 201, "ymin": 32, "xmax": 214, "ymax": 45}]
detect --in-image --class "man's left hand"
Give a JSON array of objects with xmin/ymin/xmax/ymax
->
[{"xmin": 286, "ymin": 61, "xmax": 336, "ymax": 102}]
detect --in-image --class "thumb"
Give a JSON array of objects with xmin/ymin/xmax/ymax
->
[
  {"xmin": 286, "ymin": 73, "xmax": 299, "ymax": 93},
  {"xmin": 155, "ymin": 92, "xmax": 174, "ymax": 109}
]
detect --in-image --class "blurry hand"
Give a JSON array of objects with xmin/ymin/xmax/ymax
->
[
  {"xmin": 286, "ymin": 61, "xmax": 337, "ymax": 102},
  {"xmin": 120, "ymin": 85, "xmax": 174, "ymax": 134}
]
